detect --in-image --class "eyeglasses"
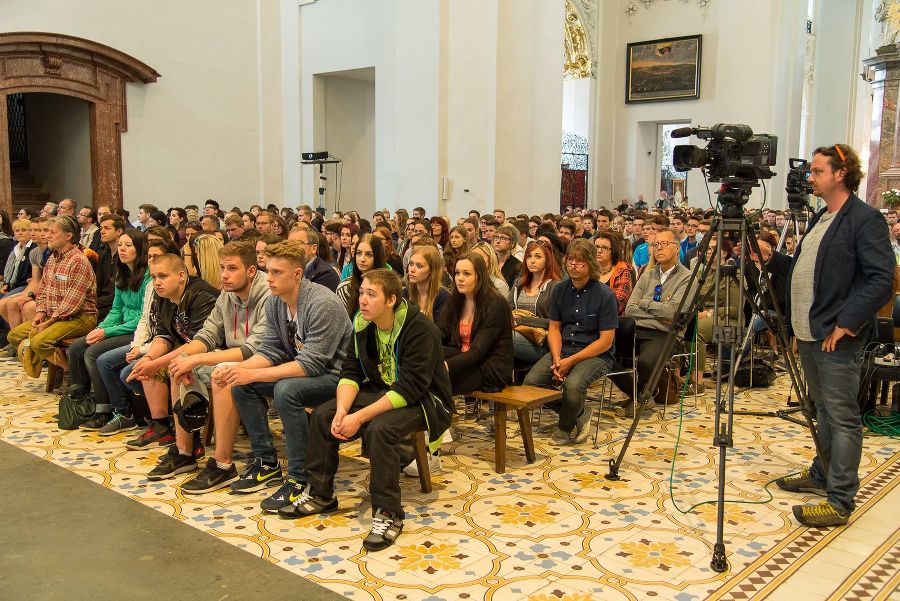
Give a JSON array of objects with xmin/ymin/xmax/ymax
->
[
  {"xmin": 653, "ymin": 284, "xmax": 662, "ymax": 302},
  {"xmin": 650, "ymin": 241, "xmax": 678, "ymax": 248},
  {"xmin": 595, "ymin": 245, "xmax": 612, "ymax": 253},
  {"xmin": 493, "ymin": 235, "xmax": 512, "ymax": 243},
  {"xmin": 565, "ymin": 259, "xmax": 587, "ymax": 268}
]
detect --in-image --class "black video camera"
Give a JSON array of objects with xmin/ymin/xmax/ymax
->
[
  {"xmin": 785, "ymin": 158, "xmax": 813, "ymax": 215},
  {"xmin": 672, "ymin": 124, "xmax": 778, "ymax": 184}
]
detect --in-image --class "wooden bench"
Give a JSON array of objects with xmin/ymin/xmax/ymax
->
[
  {"xmin": 45, "ymin": 337, "xmax": 79, "ymax": 393},
  {"xmin": 471, "ymin": 385, "xmax": 562, "ymax": 474},
  {"xmin": 206, "ymin": 404, "xmax": 434, "ymax": 494}
]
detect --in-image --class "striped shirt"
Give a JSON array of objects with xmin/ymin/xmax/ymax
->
[{"xmin": 35, "ymin": 245, "xmax": 98, "ymax": 320}]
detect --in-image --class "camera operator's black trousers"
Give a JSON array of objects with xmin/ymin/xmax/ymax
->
[
  {"xmin": 609, "ymin": 327, "xmax": 669, "ymax": 400},
  {"xmin": 306, "ymin": 385, "xmax": 426, "ymax": 519}
]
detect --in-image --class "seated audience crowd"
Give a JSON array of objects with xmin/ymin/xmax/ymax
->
[{"xmin": 3, "ymin": 147, "xmax": 893, "ymax": 548}]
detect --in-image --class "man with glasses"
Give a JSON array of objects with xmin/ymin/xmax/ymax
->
[
  {"xmin": 288, "ymin": 226, "xmax": 339, "ymax": 292},
  {"xmin": 523, "ymin": 238, "xmax": 618, "ymax": 444},
  {"xmin": 682, "ymin": 216, "xmax": 700, "ymax": 256},
  {"xmin": 493, "ymin": 224, "xmax": 522, "ymax": 287},
  {"xmin": 77, "ymin": 207, "xmax": 102, "ymax": 253},
  {"xmin": 632, "ymin": 215, "xmax": 669, "ymax": 272},
  {"xmin": 255, "ymin": 211, "xmax": 276, "ymax": 235},
  {"xmin": 212, "ymin": 241, "xmax": 352, "ymax": 513},
  {"xmin": 611, "ymin": 228, "xmax": 692, "ymax": 419}
]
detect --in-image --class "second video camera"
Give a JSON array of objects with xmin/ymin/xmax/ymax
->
[{"xmin": 672, "ymin": 123, "xmax": 778, "ymax": 184}]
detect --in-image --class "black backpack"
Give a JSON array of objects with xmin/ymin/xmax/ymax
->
[{"xmin": 733, "ymin": 357, "xmax": 776, "ymax": 388}]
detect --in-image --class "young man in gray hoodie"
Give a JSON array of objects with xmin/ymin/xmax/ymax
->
[
  {"xmin": 214, "ymin": 241, "xmax": 352, "ymax": 513},
  {"xmin": 146, "ymin": 241, "xmax": 270, "ymax": 487}
]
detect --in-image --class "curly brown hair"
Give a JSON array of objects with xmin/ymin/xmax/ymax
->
[{"xmin": 813, "ymin": 143, "xmax": 865, "ymax": 193}]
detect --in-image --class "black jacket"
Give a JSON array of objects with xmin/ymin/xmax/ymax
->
[
  {"xmin": 154, "ymin": 277, "xmax": 221, "ymax": 347},
  {"xmin": 745, "ymin": 250, "xmax": 791, "ymax": 313},
  {"xmin": 304, "ymin": 256, "xmax": 340, "ymax": 292},
  {"xmin": 95, "ymin": 243, "xmax": 117, "ymax": 321},
  {"xmin": 500, "ymin": 256, "xmax": 522, "ymax": 288},
  {"xmin": 341, "ymin": 301, "xmax": 453, "ymax": 450},
  {"xmin": 441, "ymin": 291, "xmax": 514, "ymax": 391},
  {"xmin": 4, "ymin": 241, "xmax": 34, "ymax": 290},
  {"xmin": 785, "ymin": 194, "xmax": 894, "ymax": 339}
]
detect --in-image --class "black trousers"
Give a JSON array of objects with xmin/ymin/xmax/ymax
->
[
  {"xmin": 306, "ymin": 385, "xmax": 426, "ymax": 518},
  {"xmin": 443, "ymin": 346, "xmax": 484, "ymax": 395},
  {"xmin": 609, "ymin": 327, "xmax": 669, "ymax": 400}
]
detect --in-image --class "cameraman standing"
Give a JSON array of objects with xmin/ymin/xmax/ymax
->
[{"xmin": 778, "ymin": 144, "xmax": 894, "ymax": 527}]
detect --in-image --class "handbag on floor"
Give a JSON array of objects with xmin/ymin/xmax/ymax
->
[{"xmin": 58, "ymin": 390, "xmax": 96, "ymax": 430}]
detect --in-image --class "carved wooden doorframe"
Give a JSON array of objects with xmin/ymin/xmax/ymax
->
[{"xmin": 0, "ymin": 32, "xmax": 160, "ymax": 213}]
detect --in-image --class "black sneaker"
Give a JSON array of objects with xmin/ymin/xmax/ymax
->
[
  {"xmin": 261, "ymin": 479, "xmax": 305, "ymax": 513},
  {"xmin": 147, "ymin": 450, "xmax": 197, "ymax": 480},
  {"xmin": 126, "ymin": 422, "xmax": 175, "ymax": 450},
  {"xmin": 97, "ymin": 413, "xmax": 137, "ymax": 436},
  {"xmin": 277, "ymin": 487, "xmax": 338, "ymax": 519},
  {"xmin": 80, "ymin": 413, "xmax": 112, "ymax": 431},
  {"xmin": 363, "ymin": 508, "xmax": 404, "ymax": 551},
  {"xmin": 181, "ymin": 458, "xmax": 239, "ymax": 494},
  {"xmin": 229, "ymin": 459, "xmax": 282, "ymax": 493}
]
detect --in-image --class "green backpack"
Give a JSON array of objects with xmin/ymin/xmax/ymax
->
[{"xmin": 58, "ymin": 390, "xmax": 96, "ymax": 430}]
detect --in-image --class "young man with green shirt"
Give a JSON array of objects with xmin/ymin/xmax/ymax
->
[{"xmin": 285, "ymin": 268, "xmax": 453, "ymax": 551}]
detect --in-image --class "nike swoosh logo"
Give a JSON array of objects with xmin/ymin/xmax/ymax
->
[
  {"xmin": 256, "ymin": 471, "xmax": 277, "ymax": 482},
  {"xmin": 289, "ymin": 492, "xmax": 303, "ymax": 503}
]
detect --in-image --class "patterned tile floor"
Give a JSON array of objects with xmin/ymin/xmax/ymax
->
[{"xmin": 0, "ymin": 365, "xmax": 897, "ymax": 601}]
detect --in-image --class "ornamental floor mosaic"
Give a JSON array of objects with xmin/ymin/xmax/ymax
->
[{"xmin": 0, "ymin": 366, "xmax": 898, "ymax": 601}]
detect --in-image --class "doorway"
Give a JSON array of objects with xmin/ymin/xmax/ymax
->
[
  {"xmin": 658, "ymin": 122, "xmax": 690, "ymax": 207},
  {"xmin": 0, "ymin": 32, "xmax": 159, "ymax": 214},
  {"xmin": 10, "ymin": 93, "xmax": 92, "ymax": 212}
]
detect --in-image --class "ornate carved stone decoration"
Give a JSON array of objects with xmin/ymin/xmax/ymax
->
[
  {"xmin": 875, "ymin": 0, "xmax": 900, "ymax": 50},
  {"xmin": 0, "ymin": 32, "xmax": 160, "ymax": 214},
  {"xmin": 625, "ymin": 0, "xmax": 711, "ymax": 23},
  {"xmin": 564, "ymin": 0, "xmax": 595, "ymax": 79},
  {"xmin": 40, "ymin": 53, "xmax": 62, "ymax": 75}
]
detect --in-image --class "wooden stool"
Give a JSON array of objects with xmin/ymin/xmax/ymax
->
[
  {"xmin": 410, "ymin": 429, "xmax": 432, "ymax": 493},
  {"xmin": 45, "ymin": 337, "xmax": 78, "ymax": 393},
  {"xmin": 472, "ymin": 385, "xmax": 562, "ymax": 474}
]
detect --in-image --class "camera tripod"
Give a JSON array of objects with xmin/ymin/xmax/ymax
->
[
  {"xmin": 605, "ymin": 184, "xmax": 825, "ymax": 573},
  {"xmin": 727, "ymin": 204, "xmax": 812, "ymax": 425}
]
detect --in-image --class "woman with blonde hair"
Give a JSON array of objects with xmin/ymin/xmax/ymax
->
[
  {"xmin": 193, "ymin": 232, "xmax": 224, "ymax": 289},
  {"xmin": 405, "ymin": 245, "xmax": 450, "ymax": 320},
  {"xmin": 469, "ymin": 240, "xmax": 509, "ymax": 297}
]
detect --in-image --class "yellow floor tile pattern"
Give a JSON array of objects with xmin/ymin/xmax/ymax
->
[{"xmin": 0, "ymin": 366, "xmax": 898, "ymax": 601}]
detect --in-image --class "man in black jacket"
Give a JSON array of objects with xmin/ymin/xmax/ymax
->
[
  {"xmin": 286, "ymin": 269, "xmax": 452, "ymax": 552},
  {"xmin": 126, "ymin": 254, "xmax": 219, "ymax": 454},
  {"xmin": 95, "ymin": 214, "xmax": 124, "ymax": 321},
  {"xmin": 288, "ymin": 227, "xmax": 339, "ymax": 292},
  {"xmin": 777, "ymin": 144, "xmax": 894, "ymax": 527}
]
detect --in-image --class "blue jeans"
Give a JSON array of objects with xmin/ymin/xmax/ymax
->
[
  {"xmin": 232, "ymin": 374, "xmax": 339, "ymax": 482},
  {"xmin": 68, "ymin": 335, "xmax": 133, "ymax": 413},
  {"xmin": 119, "ymin": 356, "xmax": 146, "ymax": 398},
  {"xmin": 512, "ymin": 331, "xmax": 548, "ymax": 364},
  {"xmin": 523, "ymin": 351, "xmax": 614, "ymax": 432},
  {"xmin": 797, "ymin": 335, "xmax": 866, "ymax": 513},
  {"xmin": 97, "ymin": 344, "xmax": 136, "ymax": 414}
]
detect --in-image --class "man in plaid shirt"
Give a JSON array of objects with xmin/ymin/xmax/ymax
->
[{"xmin": 8, "ymin": 215, "xmax": 98, "ymax": 378}]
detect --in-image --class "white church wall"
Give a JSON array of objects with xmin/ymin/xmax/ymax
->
[
  {"xmin": 441, "ymin": 0, "xmax": 499, "ymax": 219},
  {"xmin": 299, "ymin": 0, "xmax": 441, "ymax": 217},
  {"xmin": 3, "ymin": 0, "xmax": 277, "ymax": 215},
  {"xmin": 593, "ymin": 0, "xmax": 808, "ymax": 209}
]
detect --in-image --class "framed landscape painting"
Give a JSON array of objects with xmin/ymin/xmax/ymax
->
[{"xmin": 626, "ymin": 34, "xmax": 702, "ymax": 104}]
